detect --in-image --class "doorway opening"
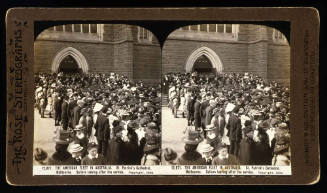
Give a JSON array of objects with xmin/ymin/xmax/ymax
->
[
  {"xmin": 192, "ymin": 55, "xmax": 214, "ymax": 74},
  {"xmin": 58, "ymin": 55, "xmax": 82, "ymax": 73}
]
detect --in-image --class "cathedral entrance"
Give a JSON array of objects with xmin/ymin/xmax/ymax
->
[
  {"xmin": 58, "ymin": 55, "xmax": 82, "ymax": 73},
  {"xmin": 51, "ymin": 47, "xmax": 89, "ymax": 73},
  {"xmin": 192, "ymin": 55, "xmax": 214, "ymax": 74},
  {"xmin": 185, "ymin": 46, "xmax": 223, "ymax": 74}
]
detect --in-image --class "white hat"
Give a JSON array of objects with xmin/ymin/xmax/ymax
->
[
  {"xmin": 276, "ymin": 102, "xmax": 283, "ymax": 108},
  {"xmin": 199, "ymin": 143, "xmax": 214, "ymax": 153},
  {"xmin": 74, "ymin": 124, "xmax": 85, "ymax": 131},
  {"xmin": 68, "ymin": 143, "xmax": 83, "ymax": 154},
  {"xmin": 77, "ymin": 100, "xmax": 85, "ymax": 106},
  {"xmin": 36, "ymin": 87, "xmax": 43, "ymax": 92},
  {"xmin": 131, "ymin": 87, "xmax": 137, "ymax": 92},
  {"xmin": 264, "ymin": 87, "xmax": 271, "ymax": 92},
  {"xmin": 209, "ymin": 99, "xmax": 216, "ymax": 106},
  {"xmin": 225, "ymin": 103, "xmax": 236, "ymax": 113},
  {"xmin": 205, "ymin": 124, "xmax": 215, "ymax": 131},
  {"xmin": 93, "ymin": 103, "xmax": 103, "ymax": 113}
]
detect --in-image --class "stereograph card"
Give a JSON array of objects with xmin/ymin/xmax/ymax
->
[{"xmin": 6, "ymin": 7, "xmax": 319, "ymax": 185}]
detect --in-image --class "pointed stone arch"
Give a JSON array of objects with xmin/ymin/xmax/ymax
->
[
  {"xmin": 185, "ymin": 46, "xmax": 223, "ymax": 73},
  {"xmin": 51, "ymin": 47, "xmax": 89, "ymax": 73}
]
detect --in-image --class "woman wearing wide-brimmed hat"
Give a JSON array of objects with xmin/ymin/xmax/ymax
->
[
  {"xmin": 47, "ymin": 128, "xmax": 75, "ymax": 165},
  {"xmin": 141, "ymin": 129, "xmax": 161, "ymax": 165},
  {"xmin": 212, "ymin": 143, "xmax": 240, "ymax": 165},
  {"xmin": 82, "ymin": 142, "xmax": 107, "ymax": 165},
  {"xmin": 107, "ymin": 122, "xmax": 125, "ymax": 165},
  {"xmin": 252, "ymin": 127, "xmax": 273, "ymax": 165},
  {"xmin": 176, "ymin": 129, "xmax": 206, "ymax": 165},
  {"xmin": 238, "ymin": 120, "xmax": 255, "ymax": 165}
]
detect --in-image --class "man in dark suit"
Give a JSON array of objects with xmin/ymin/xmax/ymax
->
[
  {"xmin": 53, "ymin": 94, "xmax": 62, "ymax": 126},
  {"xmin": 200, "ymin": 93, "xmax": 210, "ymax": 130},
  {"xmin": 61, "ymin": 95, "xmax": 69, "ymax": 130},
  {"xmin": 213, "ymin": 109, "xmax": 226, "ymax": 137},
  {"xmin": 67, "ymin": 94, "xmax": 77, "ymax": 129},
  {"xmin": 72, "ymin": 100, "xmax": 85, "ymax": 129},
  {"xmin": 186, "ymin": 94, "xmax": 195, "ymax": 126},
  {"xmin": 193, "ymin": 95, "xmax": 202, "ymax": 131},
  {"xmin": 226, "ymin": 106, "xmax": 242, "ymax": 157},
  {"xmin": 94, "ymin": 106, "xmax": 110, "ymax": 156}
]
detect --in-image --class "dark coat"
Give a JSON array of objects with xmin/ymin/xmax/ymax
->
[
  {"xmin": 121, "ymin": 129, "xmax": 141, "ymax": 165},
  {"xmin": 72, "ymin": 105, "xmax": 82, "ymax": 129},
  {"xmin": 47, "ymin": 151, "xmax": 74, "ymax": 165},
  {"xmin": 212, "ymin": 154, "xmax": 240, "ymax": 165},
  {"xmin": 107, "ymin": 137, "xmax": 124, "ymax": 165},
  {"xmin": 226, "ymin": 113, "xmax": 242, "ymax": 142},
  {"xmin": 201, "ymin": 157, "xmax": 213, "ymax": 165},
  {"xmin": 81, "ymin": 154, "xmax": 107, "ymax": 165},
  {"xmin": 187, "ymin": 98, "xmax": 195, "ymax": 119},
  {"xmin": 54, "ymin": 97, "xmax": 62, "ymax": 114},
  {"xmin": 238, "ymin": 136, "xmax": 255, "ymax": 165},
  {"xmin": 94, "ymin": 113, "xmax": 110, "ymax": 141},
  {"xmin": 193, "ymin": 100, "xmax": 202, "ymax": 127},
  {"xmin": 71, "ymin": 157, "xmax": 82, "ymax": 165},
  {"xmin": 252, "ymin": 142, "xmax": 273, "ymax": 165},
  {"xmin": 121, "ymin": 141, "xmax": 141, "ymax": 165},
  {"xmin": 61, "ymin": 101, "xmax": 69, "ymax": 124},
  {"xmin": 176, "ymin": 151, "xmax": 207, "ymax": 165},
  {"xmin": 200, "ymin": 100, "xmax": 209, "ymax": 121},
  {"xmin": 205, "ymin": 105, "xmax": 214, "ymax": 126},
  {"xmin": 67, "ymin": 100, "xmax": 77, "ymax": 123}
]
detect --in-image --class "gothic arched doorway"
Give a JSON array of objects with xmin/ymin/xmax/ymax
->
[
  {"xmin": 192, "ymin": 55, "xmax": 214, "ymax": 73},
  {"xmin": 185, "ymin": 46, "xmax": 223, "ymax": 74},
  {"xmin": 51, "ymin": 47, "xmax": 89, "ymax": 73},
  {"xmin": 58, "ymin": 55, "xmax": 82, "ymax": 73}
]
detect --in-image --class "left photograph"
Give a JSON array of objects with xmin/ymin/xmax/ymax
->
[{"xmin": 33, "ymin": 24, "xmax": 162, "ymax": 166}]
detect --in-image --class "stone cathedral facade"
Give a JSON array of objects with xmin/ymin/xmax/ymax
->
[{"xmin": 34, "ymin": 24, "xmax": 290, "ymax": 85}]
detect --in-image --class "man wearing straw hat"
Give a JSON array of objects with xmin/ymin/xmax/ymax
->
[
  {"xmin": 67, "ymin": 143, "xmax": 84, "ymax": 165},
  {"xmin": 199, "ymin": 143, "xmax": 215, "ymax": 165}
]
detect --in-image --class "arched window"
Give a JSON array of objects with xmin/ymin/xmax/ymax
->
[
  {"xmin": 272, "ymin": 29, "xmax": 288, "ymax": 44},
  {"xmin": 44, "ymin": 24, "xmax": 103, "ymax": 41},
  {"xmin": 178, "ymin": 24, "xmax": 239, "ymax": 41},
  {"xmin": 138, "ymin": 27, "xmax": 153, "ymax": 43}
]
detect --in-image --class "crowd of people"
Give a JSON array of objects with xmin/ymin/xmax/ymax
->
[
  {"xmin": 33, "ymin": 72, "xmax": 162, "ymax": 166},
  {"xmin": 162, "ymin": 71, "xmax": 291, "ymax": 166}
]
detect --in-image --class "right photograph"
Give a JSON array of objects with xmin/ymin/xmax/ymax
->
[{"xmin": 161, "ymin": 24, "xmax": 291, "ymax": 166}]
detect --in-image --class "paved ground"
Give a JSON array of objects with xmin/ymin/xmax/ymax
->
[
  {"xmin": 33, "ymin": 109, "xmax": 59, "ymax": 159},
  {"xmin": 161, "ymin": 107, "xmax": 188, "ymax": 157},
  {"xmin": 162, "ymin": 106, "xmax": 206, "ymax": 159}
]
